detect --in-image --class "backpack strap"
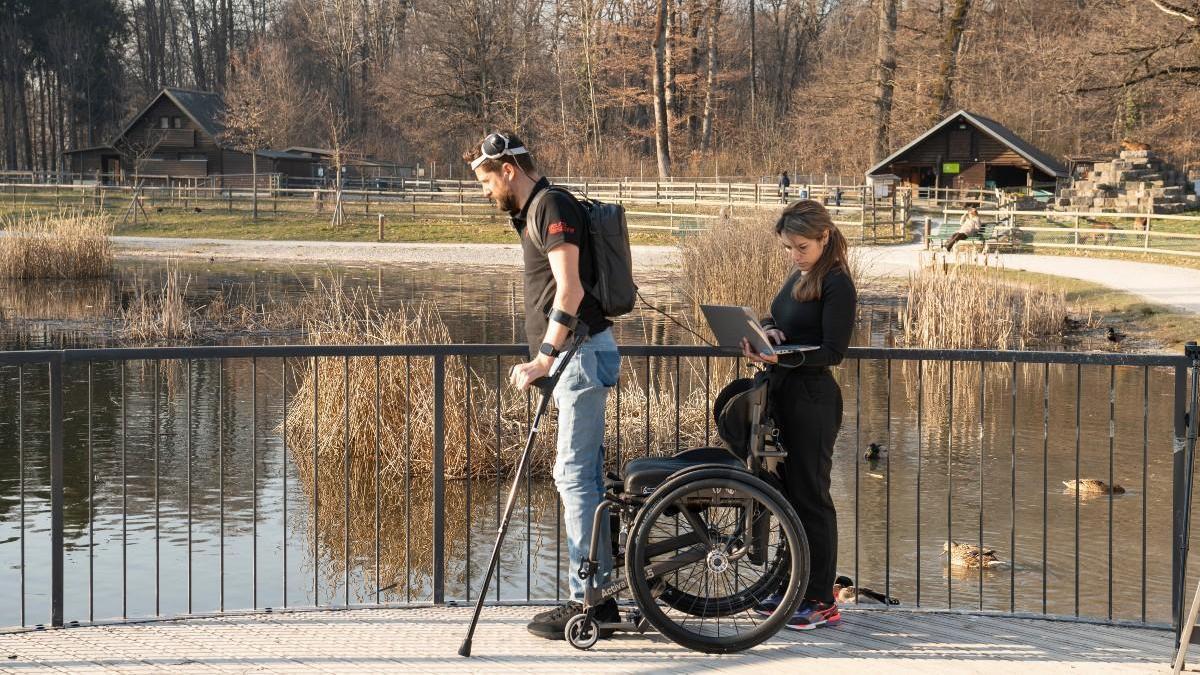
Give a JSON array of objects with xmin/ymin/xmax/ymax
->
[{"xmin": 525, "ymin": 185, "xmax": 583, "ymax": 253}]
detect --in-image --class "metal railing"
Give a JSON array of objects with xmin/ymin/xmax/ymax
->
[{"xmin": 0, "ymin": 343, "xmax": 1193, "ymax": 633}]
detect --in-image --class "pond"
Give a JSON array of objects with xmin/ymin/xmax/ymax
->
[{"xmin": 0, "ymin": 257, "xmax": 1187, "ymax": 629}]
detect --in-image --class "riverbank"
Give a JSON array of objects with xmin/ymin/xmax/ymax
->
[{"xmin": 113, "ymin": 235, "xmax": 683, "ymax": 270}]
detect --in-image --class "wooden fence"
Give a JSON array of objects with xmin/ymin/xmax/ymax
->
[
  {"xmin": 939, "ymin": 205, "xmax": 1200, "ymax": 258},
  {"xmin": 0, "ymin": 172, "xmax": 911, "ymax": 243}
]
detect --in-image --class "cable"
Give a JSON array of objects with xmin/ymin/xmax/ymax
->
[
  {"xmin": 635, "ymin": 289, "xmax": 812, "ymax": 368},
  {"xmin": 635, "ymin": 289, "xmax": 718, "ymax": 348}
]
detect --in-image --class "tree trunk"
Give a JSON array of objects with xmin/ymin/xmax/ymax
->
[
  {"xmin": 700, "ymin": 0, "xmax": 720, "ymax": 151},
  {"xmin": 652, "ymin": 0, "xmax": 672, "ymax": 178},
  {"xmin": 932, "ymin": 0, "xmax": 971, "ymax": 122},
  {"xmin": 748, "ymin": 0, "xmax": 757, "ymax": 119},
  {"xmin": 664, "ymin": 0, "xmax": 677, "ymax": 159},
  {"xmin": 581, "ymin": 0, "xmax": 602, "ymax": 152},
  {"xmin": 872, "ymin": 0, "xmax": 898, "ymax": 164},
  {"xmin": 183, "ymin": 0, "xmax": 208, "ymax": 89},
  {"xmin": 16, "ymin": 68, "xmax": 32, "ymax": 170}
]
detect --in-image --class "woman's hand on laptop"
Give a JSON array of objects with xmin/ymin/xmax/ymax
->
[
  {"xmin": 765, "ymin": 328, "xmax": 785, "ymax": 345},
  {"xmin": 740, "ymin": 337, "xmax": 778, "ymax": 364}
]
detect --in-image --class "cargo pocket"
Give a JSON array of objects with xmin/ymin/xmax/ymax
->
[{"xmin": 596, "ymin": 350, "xmax": 620, "ymax": 387}]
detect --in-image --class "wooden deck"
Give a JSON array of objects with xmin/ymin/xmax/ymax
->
[{"xmin": 0, "ymin": 606, "xmax": 1174, "ymax": 673}]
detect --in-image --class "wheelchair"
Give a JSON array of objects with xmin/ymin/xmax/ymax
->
[{"xmin": 565, "ymin": 370, "xmax": 810, "ymax": 653}]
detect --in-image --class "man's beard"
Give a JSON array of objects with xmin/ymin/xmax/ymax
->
[{"xmin": 496, "ymin": 190, "xmax": 519, "ymax": 214}]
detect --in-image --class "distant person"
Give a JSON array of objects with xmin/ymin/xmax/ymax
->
[
  {"xmin": 779, "ymin": 171, "xmax": 791, "ymax": 203},
  {"xmin": 464, "ymin": 131, "xmax": 620, "ymax": 640},
  {"xmin": 944, "ymin": 206, "xmax": 981, "ymax": 251}
]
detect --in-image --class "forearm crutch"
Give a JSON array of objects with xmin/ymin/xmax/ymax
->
[{"xmin": 459, "ymin": 328, "xmax": 588, "ymax": 657}]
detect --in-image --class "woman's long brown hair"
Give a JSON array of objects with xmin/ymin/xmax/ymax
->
[{"xmin": 774, "ymin": 200, "xmax": 852, "ymax": 302}]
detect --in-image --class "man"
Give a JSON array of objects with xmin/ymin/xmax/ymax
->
[
  {"xmin": 464, "ymin": 132, "xmax": 621, "ymax": 639},
  {"xmin": 778, "ymin": 170, "xmax": 791, "ymax": 203}
]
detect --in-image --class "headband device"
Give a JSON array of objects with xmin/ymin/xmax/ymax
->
[{"xmin": 470, "ymin": 132, "xmax": 529, "ymax": 171}]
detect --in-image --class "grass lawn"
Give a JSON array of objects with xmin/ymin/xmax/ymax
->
[
  {"xmin": 1, "ymin": 192, "xmax": 685, "ymax": 246},
  {"xmin": 984, "ymin": 267, "xmax": 1200, "ymax": 352}
]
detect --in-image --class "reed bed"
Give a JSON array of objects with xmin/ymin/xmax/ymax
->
[
  {"xmin": 899, "ymin": 262, "xmax": 1068, "ymax": 350},
  {"xmin": 282, "ymin": 278, "xmax": 719, "ymax": 489},
  {"xmin": 118, "ymin": 262, "xmax": 194, "ymax": 341},
  {"xmin": 679, "ymin": 212, "xmax": 871, "ymax": 339},
  {"xmin": 679, "ymin": 213, "xmax": 793, "ymax": 325},
  {"xmin": 0, "ymin": 211, "xmax": 113, "ymax": 279}
]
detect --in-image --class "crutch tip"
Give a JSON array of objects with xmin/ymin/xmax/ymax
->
[{"xmin": 458, "ymin": 640, "xmax": 472, "ymax": 657}]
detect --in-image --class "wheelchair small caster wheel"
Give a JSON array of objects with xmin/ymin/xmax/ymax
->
[{"xmin": 565, "ymin": 613, "xmax": 600, "ymax": 650}]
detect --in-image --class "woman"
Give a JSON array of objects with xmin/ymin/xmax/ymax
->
[
  {"xmin": 944, "ymin": 205, "xmax": 981, "ymax": 251},
  {"xmin": 742, "ymin": 199, "xmax": 857, "ymax": 631}
]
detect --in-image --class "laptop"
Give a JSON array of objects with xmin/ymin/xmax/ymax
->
[{"xmin": 699, "ymin": 304, "xmax": 821, "ymax": 357}]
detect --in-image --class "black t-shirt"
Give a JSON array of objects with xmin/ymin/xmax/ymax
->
[
  {"xmin": 511, "ymin": 177, "xmax": 612, "ymax": 356},
  {"xmin": 761, "ymin": 266, "xmax": 856, "ymax": 368}
]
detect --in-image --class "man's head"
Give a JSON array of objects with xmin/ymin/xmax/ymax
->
[{"xmin": 463, "ymin": 132, "xmax": 539, "ymax": 214}]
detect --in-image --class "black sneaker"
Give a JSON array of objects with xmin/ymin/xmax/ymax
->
[{"xmin": 526, "ymin": 599, "xmax": 620, "ymax": 640}]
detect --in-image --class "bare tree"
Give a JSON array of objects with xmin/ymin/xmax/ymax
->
[
  {"xmin": 220, "ymin": 50, "xmax": 276, "ymax": 222},
  {"xmin": 323, "ymin": 98, "xmax": 351, "ymax": 229},
  {"xmin": 652, "ymin": 0, "xmax": 672, "ymax": 177},
  {"xmin": 113, "ymin": 126, "xmax": 167, "ymax": 226},
  {"xmin": 700, "ymin": 0, "xmax": 721, "ymax": 151},
  {"xmin": 931, "ymin": 0, "xmax": 971, "ymax": 121},
  {"xmin": 873, "ymin": 0, "xmax": 898, "ymax": 163}
]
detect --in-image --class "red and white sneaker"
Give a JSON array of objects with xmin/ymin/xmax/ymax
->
[{"xmin": 784, "ymin": 599, "xmax": 841, "ymax": 631}]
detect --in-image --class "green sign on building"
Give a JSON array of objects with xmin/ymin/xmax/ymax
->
[{"xmin": 942, "ymin": 162, "xmax": 960, "ymax": 174}]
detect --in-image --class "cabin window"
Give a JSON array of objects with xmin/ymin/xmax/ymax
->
[
  {"xmin": 172, "ymin": 116, "xmax": 182, "ymax": 129},
  {"xmin": 159, "ymin": 116, "xmax": 170, "ymax": 129}
]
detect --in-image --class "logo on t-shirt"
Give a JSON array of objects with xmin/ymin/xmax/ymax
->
[{"xmin": 548, "ymin": 221, "xmax": 574, "ymax": 236}]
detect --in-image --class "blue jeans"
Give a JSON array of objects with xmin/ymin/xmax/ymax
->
[{"xmin": 551, "ymin": 328, "xmax": 619, "ymax": 600}]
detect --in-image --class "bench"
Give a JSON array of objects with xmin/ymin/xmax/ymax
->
[{"xmin": 927, "ymin": 219, "xmax": 1015, "ymax": 252}]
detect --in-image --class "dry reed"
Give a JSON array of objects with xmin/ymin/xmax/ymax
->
[
  {"xmin": 282, "ymin": 278, "xmax": 720, "ymax": 495},
  {"xmin": 118, "ymin": 262, "xmax": 194, "ymax": 341},
  {"xmin": 0, "ymin": 211, "xmax": 113, "ymax": 279},
  {"xmin": 678, "ymin": 212, "xmax": 870, "ymax": 337},
  {"xmin": 899, "ymin": 262, "xmax": 1068, "ymax": 350}
]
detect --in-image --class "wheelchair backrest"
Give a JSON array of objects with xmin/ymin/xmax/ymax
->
[{"xmin": 713, "ymin": 373, "xmax": 771, "ymax": 461}]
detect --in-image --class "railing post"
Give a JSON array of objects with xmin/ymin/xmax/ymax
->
[
  {"xmin": 433, "ymin": 354, "xmax": 446, "ymax": 604},
  {"xmin": 1174, "ymin": 360, "xmax": 1191, "ymax": 639},
  {"xmin": 49, "ymin": 354, "xmax": 64, "ymax": 628}
]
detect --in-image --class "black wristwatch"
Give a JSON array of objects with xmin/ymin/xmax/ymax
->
[{"xmin": 539, "ymin": 342, "xmax": 561, "ymax": 358}]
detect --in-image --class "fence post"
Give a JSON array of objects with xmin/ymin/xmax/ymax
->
[
  {"xmin": 432, "ymin": 354, "xmax": 446, "ymax": 604},
  {"xmin": 378, "ymin": 213, "xmax": 385, "ymax": 242},
  {"xmin": 924, "ymin": 216, "xmax": 932, "ymax": 250},
  {"xmin": 1146, "ymin": 214, "xmax": 1153, "ymax": 250},
  {"xmin": 49, "ymin": 355, "xmax": 64, "ymax": 628},
  {"xmin": 655, "ymin": 181, "xmax": 660, "ymax": 206}
]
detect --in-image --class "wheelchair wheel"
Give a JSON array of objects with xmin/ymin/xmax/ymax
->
[
  {"xmin": 655, "ymin": 526, "xmax": 790, "ymax": 618},
  {"xmin": 625, "ymin": 470, "xmax": 808, "ymax": 654}
]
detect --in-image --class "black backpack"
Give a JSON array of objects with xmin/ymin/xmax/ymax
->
[{"xmin": 527, "ymin": 186, "xmax": 638, "ymax": 317}]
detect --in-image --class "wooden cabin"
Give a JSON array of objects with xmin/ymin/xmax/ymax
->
[
  {"xmin": 64, "ymin": 88, "xmax": 316, "ymax": 185},
  {"xmin": 867, "ymin": 111, "xmax": 1067, "ymax": 191}
]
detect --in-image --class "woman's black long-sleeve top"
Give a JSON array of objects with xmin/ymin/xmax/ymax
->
[{"xmin": 760, "ymin": 266, "xmax": 857, "ymax": 368}]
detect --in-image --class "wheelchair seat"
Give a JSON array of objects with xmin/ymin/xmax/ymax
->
[{"xmin": 623, "ymin": 446, "xmax": 745, "ymax": 495}]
